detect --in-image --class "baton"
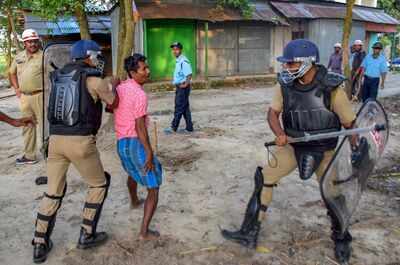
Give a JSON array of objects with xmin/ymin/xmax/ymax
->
[{"xmin": 264, "ymin": 124, "xmax": 386, "ymax": 148}]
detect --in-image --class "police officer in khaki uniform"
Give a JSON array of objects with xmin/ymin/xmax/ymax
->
[
  {"xmin": 32, "ymin": 40, "xmax": 118, "ymax": 264},
  {"xmin": 9, "ymin": 29, "xmax": 43, "ymax": 165},
  {"xmin": 222, "ymin": 40, "xmax": 356, "ymax": 264}
]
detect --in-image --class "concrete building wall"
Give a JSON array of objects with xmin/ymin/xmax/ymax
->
[
  {"xmin": 197, "ymin": 21, "xmax": 273, "ymax": 77},
  {"xmin": 307, "ymin": 19, "xmax": 365, "ymax": 66}
]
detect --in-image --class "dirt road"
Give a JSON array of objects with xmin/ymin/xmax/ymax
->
[{"xmin": 0, "ymin": 84, "xmax": 399, "ymax": 265}]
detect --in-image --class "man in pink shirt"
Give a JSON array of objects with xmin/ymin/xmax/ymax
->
[{"xmin": 115, "ymin": 54, "xmax": 162, "ymax": 240}]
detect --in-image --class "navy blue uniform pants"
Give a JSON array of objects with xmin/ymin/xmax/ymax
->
[
  {"xmin": 362, "ymin": 75, "xmax": 380, "ymax": 102},
  {"xmin": 172, "ymin": 86, "xmax": 193, "ymax": 131}
]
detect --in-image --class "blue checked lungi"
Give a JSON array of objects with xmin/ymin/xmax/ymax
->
[{"xmin": 117, "ymin": 138, "xmax": 162, "ymax": 188}]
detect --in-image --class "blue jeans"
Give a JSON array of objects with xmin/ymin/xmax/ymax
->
[
  {"xmin": 362, "ymin": 76, "xmax": 380, "ymax": 102},
  {"xmin": 172, "ymin": 86, "xmax": 193, "ymax": 131}
]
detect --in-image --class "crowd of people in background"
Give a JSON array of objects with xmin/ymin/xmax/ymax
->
[{"xmin": 327, "ymin": 39, "xmax": 388, "ymax": 103}]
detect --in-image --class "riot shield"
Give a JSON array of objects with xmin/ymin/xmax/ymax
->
[
  {"xmin": 41, "ymin": 43, "xmax": 73, "ymax": 158},
  {"xmin": 320, "ymin": 100, "xmax": 389, "ymax": 235}
]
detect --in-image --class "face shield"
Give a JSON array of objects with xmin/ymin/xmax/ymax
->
[
  {"xmin": 87, "ymin": 50, "xmax": 105, "ymax": 74},
  {"xmin": 279, "ymin": 57, "xmax": 315, "ymax": 84}
]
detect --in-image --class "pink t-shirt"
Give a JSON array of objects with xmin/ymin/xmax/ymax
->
[{"xmin": 115, "ymin": 78, "xmax": 149, "ymax": 140}]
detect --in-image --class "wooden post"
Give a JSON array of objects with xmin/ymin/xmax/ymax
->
[
  {"xmin": 153, "ymin": 121, "xmax": 158, "ymax": 154},
  {"xmin": 342, "ymin": 0, "xmax": 356, "ymax": 99}
]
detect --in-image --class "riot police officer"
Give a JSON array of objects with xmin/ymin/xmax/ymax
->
[
  {"xmin": 32, "ymin": 40, "xmax": 117, "ymax": 263},
  {"xmin": 221, "ymin": 39, "xmax": 356, "ymax": 264}
]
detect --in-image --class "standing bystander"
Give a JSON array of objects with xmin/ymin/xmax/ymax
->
[
  {"xmin": 9, "ymin": 29, "xmax": 43, "ymax": 165},
  {"xmin": 328, "ymin": 43, "xmax": 343, "ymax": 74},
  {"xmin": 360, "ymin": 42, "xmax": 388, "ymax": 102}
]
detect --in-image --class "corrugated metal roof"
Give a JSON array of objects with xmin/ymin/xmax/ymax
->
[
  {"xmin": 270, "ymin": 1, "xmax": 399, "ymax": 25},
  {"xmin": 251, "ymin": 2, "xmax": 289, "ymax": 25},
  {"xmin": 137, "ymin": 2, "xmax": 288, "ymax": 25},
  {"xmin": 24, "ymin": 14, "xmax": 111, "ymax": 35}
]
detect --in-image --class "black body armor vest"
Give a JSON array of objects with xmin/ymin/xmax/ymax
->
[
  {"xmin": 48, "ymin": 62, "xmax": 103, "ymax": 136},
  {"xmin": 279, "ymin": 65, "xmax": 345, "ymax": 180},
  {"xmin": 281, "ymin": 65, "xmax": 344, "ymax": 151}
]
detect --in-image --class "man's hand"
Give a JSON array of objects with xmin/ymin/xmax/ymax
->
[
  {"xmin": 144, "ymin": 153, "xmax": 155, "ymax": 173},
  {"xmin": 275, "ymin": 134, "xmax": 288, "ymax": 146},
  {"xmin": 110, "ymin": 76, "xmax": 120, "ymax": 89},
  {"xmin": 380, "ymin": 82, "xmax": 385, "ymax": 90},
  {"xmin": 10, "ymin": 117, "xmax": 36, "ymax": 127}
]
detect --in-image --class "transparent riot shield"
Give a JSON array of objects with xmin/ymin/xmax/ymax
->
[
  {"xmin": 320, "ymin": 100, "xmax": 389, "ymax": 235},
  {"xmin": 41, "ymin": 43, "xmax": 73, "ymax": 158}
]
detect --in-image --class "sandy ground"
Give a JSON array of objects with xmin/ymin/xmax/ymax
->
[{"xmin": 0, "ymin": 78, "xmax": 399, "ymax": 265}]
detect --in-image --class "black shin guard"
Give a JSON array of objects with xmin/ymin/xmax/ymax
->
[
  {"xmin": 33, "ymin": 183, "xmax": 67, "ymax": 245},
  {"xmin": 221, "ymin": 167, "xmax": 265, "ymax": 249},
  {"xmin": 32, "ymin": 184, "xmax": 67, "ymax": 263},
  {"xmin": 81, "ymin": 172, "xmax": 111, "ymax": 234},
  {"xmin": 328, "ymin": 210, "xmax": 353, "ymax": 264}
]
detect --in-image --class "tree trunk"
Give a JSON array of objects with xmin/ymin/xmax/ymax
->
[
  {"xmin": 122, "ymin": 0, "xmax": 135, "ymax": 73},
  {"xmin": 75, "ymin": 1, "xmax": 91, "ymax": 40},
  {"xmin": 342, "ymin": 0, "xmax": 356, "ymax": 99},
  {"xmin": 7, "ymin": 9, "xmax": 22, "ymax": 51},
  {"xmin": 6, "ymin": 21, "xmax": 12, "ymax": 68},
  {"xmin": 116, "ymin": 0, "xmax": 127, "ymax": 78}
]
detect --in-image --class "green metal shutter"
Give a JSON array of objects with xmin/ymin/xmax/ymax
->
[{"xmin": 145, "ymin": 19, "xmax": 196, "ymax": 81}]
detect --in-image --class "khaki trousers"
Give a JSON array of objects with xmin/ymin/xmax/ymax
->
[
  {"xmin": 20, "ymin": 93, "xmax": 43, "ymax": 160},
  {"xmin": 259, "ymin": 145, "xmax": 334, "ymax": 221},
  {"xmin": 34, "ymin": 135, "xmax": 107, "ymax": 243}
]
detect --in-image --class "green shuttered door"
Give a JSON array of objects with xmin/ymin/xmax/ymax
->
[{"xmin": 145, "ymin": 20, "xmax": 196, "ymax": 80}]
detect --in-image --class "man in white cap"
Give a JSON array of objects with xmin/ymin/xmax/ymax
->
[
  {"xmin": 9, "ymin": 29, "xmax": 43, "ymax": 165},
  {"xmin": 328, "ymin": 43, "xmax": 343, "ymax": 74},
  {"xmin": 351, "ymin": 40, "xmax": 366, "ymax": 100}
]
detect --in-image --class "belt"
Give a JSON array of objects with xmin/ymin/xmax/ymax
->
[{"xmin": 22, "ymin": 90, "xmax": 43, "ymax": 96}]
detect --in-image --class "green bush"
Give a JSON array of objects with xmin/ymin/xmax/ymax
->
[{"xmin": 0, "ymin": 55, "xmax": 7, "ymax": 76}]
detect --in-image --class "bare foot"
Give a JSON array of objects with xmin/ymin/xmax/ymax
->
[
  {"xmin": 139, "ymin": 230, "xmax": 160, "ymax": 241},
  {"xmin": 130, "ymin": 198, "xmax": 145, "ymax": 209}
]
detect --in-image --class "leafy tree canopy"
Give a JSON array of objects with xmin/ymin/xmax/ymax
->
[
  {"xmin": 378, "ymin": 0, "xmax": 400, "ymax": 20},
  {"xmin": 217, "ymin": 0, "xmax": 254, "ymax": 18}
]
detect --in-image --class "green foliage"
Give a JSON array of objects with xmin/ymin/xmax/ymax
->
[
  {"xmin": 0, "ymin": 54, "xmax": 6, "ymax": 75},
  {"xmin": 217, "ymin": 0, "xmax": 254, "ymax": 18},
  {"xmin": 378, "ymin": 0, "xmax": 400, "ymax": 20},
  {"xmin": 380, "ymin": 35, "xmax": 392, "ymax": 47}
]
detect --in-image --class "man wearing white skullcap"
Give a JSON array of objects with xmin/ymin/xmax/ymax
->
[
  {"xmin": 328, "ymin": 43, "xmax": 343, "ymax": 74},
  {"xmin": 351, "ymin": 40, "xmax": 366, "ymax": 100}
]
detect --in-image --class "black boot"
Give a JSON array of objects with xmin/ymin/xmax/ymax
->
[
  {"xmin": 333, "ymin": 230, "xmax": 352, "ymax": 264},
  {"xmin": 32, "ymin": 239, "xmax": 53, "ymax": 264},
  {"xmin": 221, "ymin": 167, "xmax": 264, "ymax": 249},
  {"xmin": 221, "ymin": 220, "xmax": 261, "ymax": 249},
  {"xmin": 328, "ymin": 210, "xmax": 353, "ymax": 264},
  {"xmin": 77, "ymin": 227, "xmax": 108, "ymax": 249}
]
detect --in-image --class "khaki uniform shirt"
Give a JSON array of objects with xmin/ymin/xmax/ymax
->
[
  {"xmin": 86, "ymin": 76, "xmax": 115, "ymax": 105},
  {"xmin": 9, "ymin": 50, "xmax": 43, "ymax": 93},
  {"xmin": 271, "ymin": 85, "xmax": 356, "ymax": 125}
]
